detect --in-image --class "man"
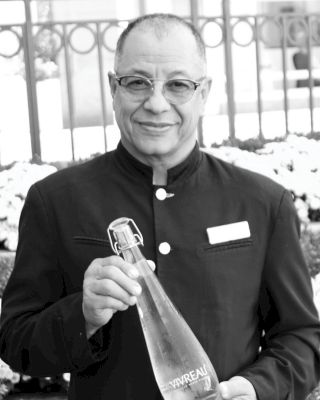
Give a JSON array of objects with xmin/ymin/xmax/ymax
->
[{"xmin": 0, "ymin": 13, "xmax": 319, "ymax": 400}]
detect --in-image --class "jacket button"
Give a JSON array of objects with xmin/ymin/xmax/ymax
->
[
  {"xmin": 159, "ymin": 242, "xmax": 171, "ymax": 255},
  {"xmin": 155, "ymin": 188, "xmax": 167, "ymax": 201}
]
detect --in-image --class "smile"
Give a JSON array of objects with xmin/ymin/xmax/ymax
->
[{"xmin": 136, "ymin": 121, "xmax": 176, "ymax": 132}]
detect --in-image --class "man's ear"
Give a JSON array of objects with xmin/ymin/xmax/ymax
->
[
  {"xmin": 108, "ymin": 71, "xmax": 117, "ymax": 98},
  {"xmin": 201, "ymin": 77, "xmax": 212, "ymax": 103},
  {"xmin": 199, "ymin": 77, "xmax": 212, "ymax": 116}
]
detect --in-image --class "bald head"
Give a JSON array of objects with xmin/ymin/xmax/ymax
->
[{"xmin": 114, "ymin": 13, "xmax": 206, "ymax": 70}]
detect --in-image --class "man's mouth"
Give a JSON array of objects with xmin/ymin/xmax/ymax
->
[{"xmin": 136, "ymin": 121, "xmax": 176, "ymax": 131}]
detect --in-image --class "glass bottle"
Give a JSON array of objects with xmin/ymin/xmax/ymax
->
[{"xmin": 108, "ymin": 217, "xmax": 222, "ymax": 400}]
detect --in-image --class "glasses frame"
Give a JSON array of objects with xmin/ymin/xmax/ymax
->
[{"xmin": 114, "ymin": 74, "xmax": 204, "ymax": 105}]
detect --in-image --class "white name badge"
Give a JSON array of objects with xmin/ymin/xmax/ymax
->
[{"xmin": 206, "ymin": 221, "xmax": 251, "ymax": 245}]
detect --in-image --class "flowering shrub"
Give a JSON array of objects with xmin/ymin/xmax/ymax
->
[
  {"xmin": 206, "ymin": 134, "xmax": 320, "ymax": 225},
  {"xmin": 0, "ymin": 358, "xmax": 20, "ymax": 399},
  {"xmin": 19, "ymin": 58, "xmax": 59, "ymax": 82},
  {"xmin": 0, "ymin": 354, "xmax": 69, "ymax": 399},
  {"xmin": 0, "ymin": 162, "xmax": 57, "ymax": 251},
  {"xmin": 0, "ymin": 253, "xmax": 14, "ymax": 298}
]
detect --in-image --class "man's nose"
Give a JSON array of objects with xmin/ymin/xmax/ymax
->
[{"xmin": 143, "ymin": 84, "xmax": 171, "ymax": 113}]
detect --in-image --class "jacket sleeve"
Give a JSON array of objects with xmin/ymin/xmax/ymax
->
[
  {"xmin": 0, "ymin": 184, "xmax": 109, "ymax": 377},
  {"xmin": 240, "ymin": 190, "xmax": 320, "ymax": 400}
]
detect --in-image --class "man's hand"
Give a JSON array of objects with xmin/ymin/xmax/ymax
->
[
  {"xmin": 82, "ymin": 255, "xmax": 142, "ymax": 338},
  {"xmin": 219, "ymin": 376, "xmax": 257, "ymax": 400},
  {"xmin": 82, "ymin": 256, "xmax": 155, "ymax": 338}
]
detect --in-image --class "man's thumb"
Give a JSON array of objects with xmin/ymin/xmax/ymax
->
[
  {"xmin": 219, "ymin": 380, "xmax": 233, "ymax": 399},
  {"xmin": 219, "ymin": 376, "xmax": 255, "ymax": 399}
]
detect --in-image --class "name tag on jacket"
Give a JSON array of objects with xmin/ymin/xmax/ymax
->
[{"xmin": 206, "ymin": 221, "xmax": 250, "ymax": 245}]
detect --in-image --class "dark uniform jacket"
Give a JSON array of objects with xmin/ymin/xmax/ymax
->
[{"xmin": 0, "ymin": 142, "xmax": 319, "ymax": 400}]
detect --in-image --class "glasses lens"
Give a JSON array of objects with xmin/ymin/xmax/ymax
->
[
  {"xmin": 164, "ymin": 79, "xmax": 195, "ymax": 103},
  {"xmin": 118, "ymin": 76, "xmax": 198, "ymax": 104},
  {"xmin": 120, "ymin": 76, "xmax": 151, "ymax": 92}
]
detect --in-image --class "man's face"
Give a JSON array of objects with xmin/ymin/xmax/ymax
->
[{"xmin": 109, "ymin": 25, "xmax": 211, "ymax": 166}]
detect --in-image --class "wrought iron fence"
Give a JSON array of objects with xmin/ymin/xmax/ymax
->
[{"xmin": 0, "ymin": 9, "xmax": 320, "ymax": 164}]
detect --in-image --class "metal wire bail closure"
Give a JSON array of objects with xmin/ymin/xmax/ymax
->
[{"xmin": 107, "ymin": 217, "xmax": 144, "ymax": 255}]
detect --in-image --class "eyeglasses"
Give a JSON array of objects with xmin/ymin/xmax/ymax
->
[{"xmin": 115, "ymin": 75, "xmax": 204, "ymax": 105}]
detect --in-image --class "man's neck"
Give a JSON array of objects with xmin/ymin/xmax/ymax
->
[
  {"xmin": 152, "ymin": 167, "xmax": 168, "ymax": 186},
  {"xmin": 120, "ymin": 139, "xmax": 197, "ymax": 186}
]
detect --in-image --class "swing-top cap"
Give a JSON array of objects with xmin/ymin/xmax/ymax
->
[{"xmin": 107, "ymin": 217, "xmax": 144, "ymax": 255}]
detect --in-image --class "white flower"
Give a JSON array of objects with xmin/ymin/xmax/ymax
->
[
  {"xmin": 0, "ymin": 162, "xmax": 56, "ymax": 251},
  {"xmin": 4, "ymin": 231, "xmax": 18, "ymax": 252},
  {"xmin": 6, "ymin": 206, "xmax": 22, "ymax": 227},
  {"xmin": 11, "ymin": 372, "xmax": 20, "ymax": 384},
  {"xmin": 308, "ymin": 196, "xmax": 320, "ymax": 211},
  {"xmin": 294, "ymin": 198, "xmax": 310, "ymax": 223},
  {"xmin": 0, "ymin": 198, "xmax": 8, "ymax": 219},
  {"xmin": 0, "ymin": 221, "xmax": 10, "ymax": 242},
  {"xmin": 311, "ymin": 273, "xmax": 320, "ymax": 318},
  {"xmin": 0, "ymin": 359, "xmax": 13, "ymax": 381}
]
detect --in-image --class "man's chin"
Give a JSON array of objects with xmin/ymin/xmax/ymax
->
[
  {"xmin": 137, "ymin": 147, "xmax": 170, "ymax": 158},
  {"xmin": 133, "ymin": 139, "xmax": 174, "ymax": 156},
  {"xmin": 121, "ymin": 136, "xmax": 181, "ymax": 159}
]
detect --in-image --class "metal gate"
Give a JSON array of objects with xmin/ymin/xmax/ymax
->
[{"xmin": 0, "ymin": 0, "xmax": 320, "ymax": 164}]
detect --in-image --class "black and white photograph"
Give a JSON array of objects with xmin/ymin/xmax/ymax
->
[{"xmin": 0, "ymin": 1, "xmax": 319, "ymax": 399}]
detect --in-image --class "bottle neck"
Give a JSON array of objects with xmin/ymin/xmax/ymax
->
[{"xmin": 121, "ymin": 244, "xmax": 145, "ymax": 264}]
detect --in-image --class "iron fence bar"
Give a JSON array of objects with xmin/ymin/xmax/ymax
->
[
  {"xmin": 254, "ymin": 17, "xmax": 263, "ymax": 140},
  {"xmin": 197, "ymin": 12, "xmax": 319, "ymax": 19},
  {"xmin": 139, "ymin": 0, "xmax": 147, "ymax": 16},
  {"xmin": 307, "ymin": 16, "xmax": 314, "ymax": 133},
  {"xmin": 189, "ymin": 0, "xmax": 204, "ymax": 147},
  {"xmin": 23, "ymin": 0, "xmax": 41, "ymax": 162},
  {"xmin": 62, "ymin": 24, "xmax": 75, "ymax": 161},
  {"xmin": 21, "ymin": 12, "xmax": 318, "ymax": 28},
  {"xmin": 280, "ymin": 15, "xmax": 289, "ymax": 137},
  {"xmin": 222, "ymin": 0, "xmax": 236, "ymax": 142},
  {"xmin": 32, "ymin": 18, "xmax": 134, "ymax": 27},
  {"xmin": 96, "ymin": 22, "xmax": 108, "ymax": 152},
  {"xmin": 190, "ymin": 0, "xmax": 199, "ymax": 29}
]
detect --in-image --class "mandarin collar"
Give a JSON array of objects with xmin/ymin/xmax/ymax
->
[{"xmin": 114, "ymin": 141, "xmax": 202, "ymax": 186}]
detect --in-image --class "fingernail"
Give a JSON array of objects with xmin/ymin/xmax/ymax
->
[
  {"xmin": 129, "ymin": 296, "xmax": 137, "ymax": 305},
  {"xmin": 147, "ymin": 260, "xmax": 156, "ymax": 271},
  {"xmin": 134, "ymin": 284, "xmax": 141, "ymax": 295},
  {"xmin": 128, "ymin": 269, "xmax": 139, "ymax": 278},
  {"xmin": 219, "ymin": 383, "xmax": 228, "ymax": 399}
]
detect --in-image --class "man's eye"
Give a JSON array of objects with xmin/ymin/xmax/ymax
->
[
  {"xmin": 125, "ymin": 78, "xmax": 149, "ymax": 90},
  {"xmin": 167, "ymin": 80, "xmax": 191, "ymax": 92}
]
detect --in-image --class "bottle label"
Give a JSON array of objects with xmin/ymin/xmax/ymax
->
[{"xmin": 161, "ymin": 364, "xmax": 212, "ymax": 393}]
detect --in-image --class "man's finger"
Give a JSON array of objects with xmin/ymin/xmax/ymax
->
[
  {"xmin": 98, "ymin": 256, "xmax": 140, "ymax": 279},
  {"xmin": 219, "ymin": 376, "xmax": 257, "ymax": 399},
  {"xmin": 147, "ymin": 260, "xmax": 156, "ymax": 271}
]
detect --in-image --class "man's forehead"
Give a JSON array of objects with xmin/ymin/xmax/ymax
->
[
  {"xmin": 129, "ymin": 20, "xmax": 192, "ymax": 39},
  {"xmin": 116, "ymin": 25, "xmax": 203, "ymax": 73},
  {"xmin": 124, "ymin": 23, "xmax": 196, "ymax": 47}
]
